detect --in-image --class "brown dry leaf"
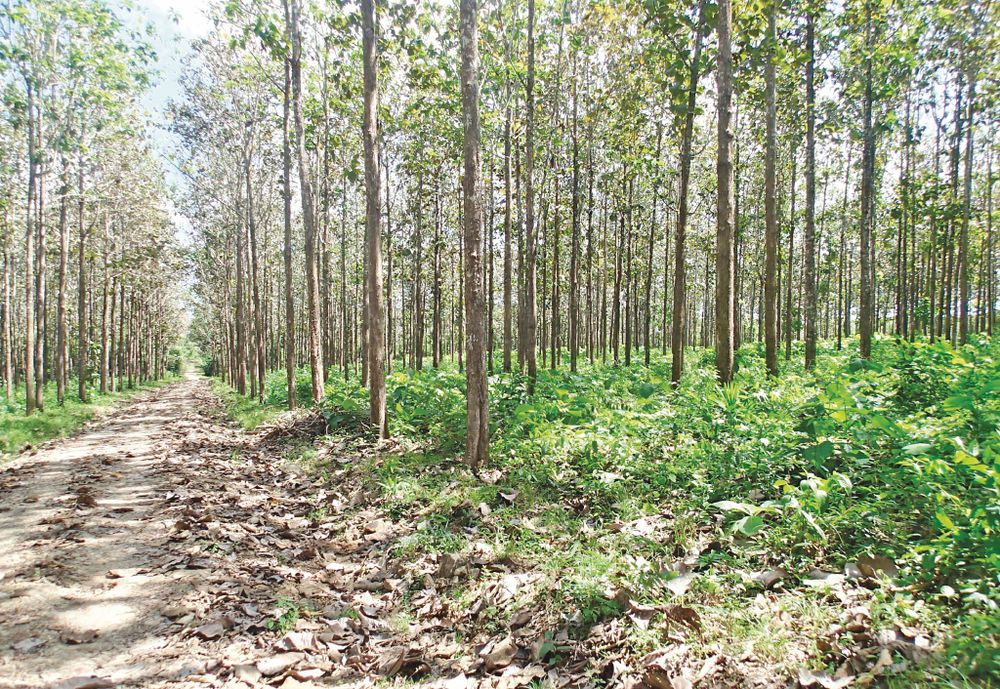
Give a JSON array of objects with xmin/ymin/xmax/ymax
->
[
  {"xmin": 797, "ymin": 667, "xmax": 854, "ymax": 688},
  {"xmin": 275, "ymin": 630, "xmax": 317, "ymax": 652},
  {"xmin": 509, "ymin": 609, "xmax": 532, "ymax": 630},
  {"xmin": 257, "ymin": 652, "xmax": 303, "ymax": 677},
  {"xmin": 496, "ymin": 664, "xmax": 548, "ymax": 689},
  {"xmin": 755, "ymin": 568, "xmax": 789, "ymax": 589},
  {"xmin": 665, "ymin": 572, "xmax": 696, "ymax": 597},
  {"xmin": 59, "ymin": 628, "xmax": 98, "ymax": 645},
  {"xmin": 51, "ymin": 677, "xmax": 115, "ymax": 689},
  {"xmin": 482, "ymin": 636, "xmax": 519, "ymax": 672},
  {"xmin": 233, "ymin": 663, "xmax": 262, "ymax": 683},
  {"xmin": 106, "ymin": 567, "xmax": 141, "ymax": 579},
  {"xmin": 664, "ymin": 605, "xmax": 701, "ymax": 631},
  {"xmin": 194, "ymin": 619, "xmax": 231, "ymax": 640},
  {"xmin": 856, "ymin": 555, "xmax": 897, "ymax": 579},
  {"xmin": 376, "ymin": 646, "xmax": 429, "ymax": 677},
  {"xmin": 11, "ymin": 637, "xmax": 44, "ymax": 652},
  {"xmin": 290, "ymin": 666, "xmax": 329, "ymax": 680}
]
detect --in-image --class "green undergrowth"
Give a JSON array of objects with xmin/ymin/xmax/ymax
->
[
  {"xmin": 1, "ymin": 375, "xmax": 179, "ymax": 460},
  {"xmin": 209, "ymin": 378, "xmax": 287, "ymax": 430},
  {"xmin": 222, "ymin": 336, "xmax": 1000, "ymax": 685}
]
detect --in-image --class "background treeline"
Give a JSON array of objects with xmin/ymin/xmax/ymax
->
[
  {"xmin": 0, "ymin": 0, "xmax": 184, "ymax": 414},
  {"xmin": 180, "ymin": 0, "xmax": 998, "ymax": 410}
]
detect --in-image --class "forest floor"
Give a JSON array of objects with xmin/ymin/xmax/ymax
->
[{"xmin": 0, "ymin": 357, "xmax": 993, "ymax": 689}]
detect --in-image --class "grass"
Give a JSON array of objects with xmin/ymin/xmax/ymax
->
[
  {"xmin": 209, "ymin": 378, "xmax": 285, "ymax": 430},
  {"xmin": 209, "ymin": 335, "xmax": 1000, "ymax": 686},
  {"xmin": 1, "ymin": 375, "xmax": 179, "ymax": 460}
]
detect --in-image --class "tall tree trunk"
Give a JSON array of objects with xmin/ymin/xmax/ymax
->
[
  {"xmin": 763, "ymin": 0, "xmax": 779, "ymax": 377},
  {"xmin": 670, "ymin": 0, "xmax": 706, "ymax": 386},
  {"xmin": 958, "ymin": 74, "xmax": 975, "ymax": 344},
  {"xmin": 282, "ymin": 56, "xmax": 296, "ymax": 410},
  {"xmin": 569, "ymin": 51, "xmax": 581, "ymax": 372},
  {"xmin": 644, "ymin": 126, "xmax": 661, "ymax": 366},
  {"xmin": 715, "ymin": 0, "xmax": 736, "ymax": 384},
  {"xmin": 461, "ymin": 0, "xmax": 489, "ymax": 467},
  {"xmin": 100, "ymin": 219, "xmax": 110, "ymax": 394},
  {"xmin": 57, "ymin": 156, "xmax": 69, "ymax": 402},
  {"xmin": 77, "ymin": 159, "xmax": 88, "ymax": 402},
  {"xmin": 803, "ymin": 11, "xmax": 818, "ymax": 369},
  {"xmin": 246, "ymin": 147, "xmax": 265, "ymax": 402},
  {"xmin": 24, "ymin": 83, "xmax": 37, "ymax": 414},
  {"xmin": 361, "ymin": 0, "xmax": 388, "ymax": 438},
  {"xmin": 286, "ymin": 0, "xmax": 325, "ymax": 402},
  {"xmin": 858, "ymin": 0, "xmax": 876, "ymax": 359},
  {"xmin": 503, "ymin": 101, "xmax": 513, "ymax": 373},
  {"xmin": 523, "ymin": 0, "xmax": 538, "ymax": 391}
]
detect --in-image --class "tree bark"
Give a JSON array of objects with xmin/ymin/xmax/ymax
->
[
  {"xmin": 523, "ymin": 0, "xmax": 538, "ymax": 391},
  {"xmin": 286, "ymin": 0, "xmax": 325, "ymax": 402},
  {"xmin": 715, "ymin": 0, "xmax": 736, "ymax": 384},
  {"xmin": 670, "ymin": 0, "xmax": 706, "ymax": 386},
  {"xmin": 361, "ymin": 0, "xmax": 388, "ymax": 438},
  {"xmin": 460, "ymin": 0, "xmax": 489, "ymax": 467},
  {"xmin": 282, "ymin": 55, "xmax": 297, "ymax": 410},
  {"xmin": 764, "ymin": 0, "xmax": 779, "ymax": 376},
  {"xmin": 803, "ymin": 11, "xmax": 818, "ymax": 369}
]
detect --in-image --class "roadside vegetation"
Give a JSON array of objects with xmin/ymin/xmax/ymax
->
[
  {"xmin": 214, "ymin": 335, "xmax": 999, "ymax": 687},
  {"xmin": 0, "ymin": 375, "xmax": 179, "ymax": 459}
]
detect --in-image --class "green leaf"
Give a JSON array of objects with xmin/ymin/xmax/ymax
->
[
  {"xmin": 942, "ymin": 395, "xmax": 974, "ymax": 411},
  {"xmin": 712, "ymin": 500, "xmax": 756, "ymax": 514},
  {"xmin": 636, "ymin": 382, "xmax": 657, "ymax": 399},
  {"xmin": 802, "ymin": 440, "xmax": 835, "ymax": 464},
  {"xmin": 902, "ymin": 442, "xmax": 933, "ymax": 455},
  {"xmin": 733, "ymin": 514, "xmax": 765, "ymax": 536}
]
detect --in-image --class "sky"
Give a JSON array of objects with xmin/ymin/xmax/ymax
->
[{"xmin": 117, "ymin": 0, "xmax": 210, "ymax": 244}]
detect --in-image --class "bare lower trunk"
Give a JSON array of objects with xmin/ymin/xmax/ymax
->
[
  {"xmin": 715, "ymin": 0, "xmax": 736, "ymax": 384},
  {"xmin": 763, "ymin": 0, "xmax": 778, "ymax": 376},
  {"xmin": 461, "ymin": 0, "xmax": 489, "ymax": 467},
  {"xmin": 361, "ymin": 0, "xmax": 387, "ymax": 438}
]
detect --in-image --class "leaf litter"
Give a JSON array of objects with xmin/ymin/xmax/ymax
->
[{"xmin": 0, "ymin": 379, "xmax": 942, "ymax": 689}]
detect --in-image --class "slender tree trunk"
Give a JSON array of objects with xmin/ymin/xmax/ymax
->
[
  {"xmin": 764, "ymin": 0, "xmax": 779, "ymax": 376},
  {"xmin": 100, "ymin": 218, "xmax": 110, "ymax": 394},
  {"xmin": 524, "ymin": 0, "xmax": 538, "ymax": 391},
  {"xmin": 77, "ymin": 160, "xmax": 88, "ymax": 402},
  {"xmin": 3, "ymin": 244, "xmax": 12, "ymax": 403},
  {"xmin": 282, "ymin": 56, "xmax": 296, "ymax": 410},
  {"xmin": 461, "ymin": 0, "xmax": 489, "ymax": 467},
  {"xmin": 715, "ymin": 0, "xmax": 736, "ymax": 384},
  {"xmin": 361, "ymin": 0, "xmax": 388, "ymax": 438},
  {"xmin": 671, "ymin": 0, "xmax": 706, "ymax": 386},
  {"xmin": 858, "ymin": 1, "xmax": 876, "ymax": 359},
  {"xmin": 958, "ymin": 74, "xmax": 975, "ymax": 344},
  {"xmin": 24, "ymin": 83, "xmax": 37, "ymax": 414},
  {"xmin": 287, "ymin": 0, "xmax": 325, "ymax": 402},
  {"xmin": 57, "ymin": 156, "xmax": 69, "ymax": 402},
  {"xmin": 803, "ymin": 11, "xmax": 818, "ymax": 369},
  {"xmin": 503, "ymin": 102, "xmax": 513, "ymax": 373}
]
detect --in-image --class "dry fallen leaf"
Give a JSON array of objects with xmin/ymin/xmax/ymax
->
[
  {"xmin": 257, "ymin": 652, "xmax": 303, "ymax": 677},
  {"xmin": 51, "ymin": 677, "xmax": 115, "ymax": 689},
  {"xmin": 482, "ymin": 636, "xmax": 519, "ymax": 672},
  {"xmin": 11, "ymin": 637, "xmax": 44, "ymax": 653},
  {"xmin": 797, "ymin": 667, "xmax": 854, "ymax": 688}
]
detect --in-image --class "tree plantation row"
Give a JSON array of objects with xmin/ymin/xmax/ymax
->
[
  {"xmin": 177, "ymin": 0, "xmax": 997, "ymax": 467},
  {"xmin": 0, "ymin": 1, "xmax": 184, "ymax": 415},
  {"xmin": 2, "ymin": 0, "xmax": 998, "ymax": 464}
]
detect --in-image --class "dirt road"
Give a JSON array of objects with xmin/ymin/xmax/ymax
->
[
  {"xmin": 0, "ymin": 377, "xmax": 518, "ymax": 689},
  {"xmin": 0, "ymin": 380, "xmax": 247, "ymax": 688}
]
